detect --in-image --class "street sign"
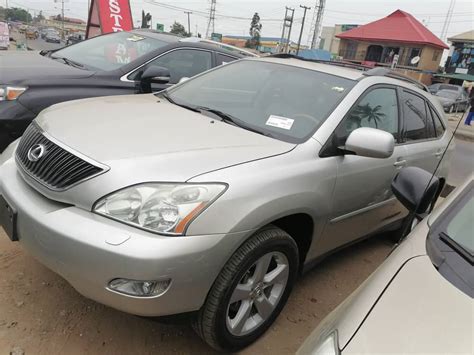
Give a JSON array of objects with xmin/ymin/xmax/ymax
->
[
  {"xmin": 211, "ymin": 33, "xmax": 222, "ymax": 42},
  {"xmin": 156, "ymin": 23, "xmax": 164, "ymax": 32},
  {"xmin": 86, "ymin": 0, "xmax": 134, "ymax": 39}
]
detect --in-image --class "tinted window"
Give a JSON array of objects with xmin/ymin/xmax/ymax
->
[
  {"xmin": 335, "ymin": 87, "xmax": 399, "ymax": 143},
  {"xmin": 132, "ymin": 49, "xmax": 212, "ymax": 84},
  {"xmin": 216, "ymin": 53, "xmax": 238, "ymax": 65},
  {"xmin": 403, "ymin": 91, "xmax": 429, "ymax": 141},
  {"xmin": 430, "ymin": 106, "xmax": 446, "ymax": 137},
  {"xmin": 166, "ymin": 60, "xmax": 356, "ymax": 143},
  {"xmin": 425, "ymin": 105, "xmax": 437, "ymax": 138}
]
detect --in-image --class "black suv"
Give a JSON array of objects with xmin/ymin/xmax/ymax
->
[{"xmin": 0, "ymin": 29, "xmax": 255, "ymax": 152}]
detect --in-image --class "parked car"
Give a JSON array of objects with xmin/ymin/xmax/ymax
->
[
  {"xmin": 0, "ymin": 57, "xmax": 452, "ymax": 351},
  {"xmin": 434, "ymin": 89, "xmax": 470, "ymax": 113},
  {"xmin": 0, "ymin": 29, "xmax": 254, "ymax": 152},
  {"xmin": 66, "ymin": 32, "xmax": 85, "ymax": 46},
  {"xmin": 298, "ymin": 168, "xmax": 472, "ymax": 355},
  {"xmin": 428, "ymin": 82, "xmax": 465, "ymax": 95},
  {"xmin": 45, "ymin": 32, "xmax": 61, "ymax": 43},
  {"xmin": 26, "ymin": 27, "xmax": 39, "ymax": 40},
  {"xmin": 40, "ymin": 28, "xmax": 57, "ymax": 39}
]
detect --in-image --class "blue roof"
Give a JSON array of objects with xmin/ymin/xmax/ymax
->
[{"xmin": 297, "ymin": 49, "xmax": 332, "ymax": 61}]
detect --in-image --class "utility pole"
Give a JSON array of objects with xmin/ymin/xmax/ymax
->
[
  {"xmin": 308, "ymin": 0, "xmax": 326, "ymax": 49},
  {"xmin": 184, "ymin": 11, "xmax": 192, "ymax": 36},
  {"xmin": 440, "ymin": 0, "xmax": 455, "ymax": 41},
  {"xmin": 297, "ymin": 5, "xmax": 311, "ymax": 55},
  {"xmin": 279, "ymin": 7, "xmax": 294, "ymax": 53},
  {"xmin": 205, "ymin": 0, "xmax": 216, "ymax": 39}
]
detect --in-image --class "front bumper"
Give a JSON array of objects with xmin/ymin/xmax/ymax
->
[{"xmin": 0, "ymin": 159, "xmax": 247, "ymax": 316}]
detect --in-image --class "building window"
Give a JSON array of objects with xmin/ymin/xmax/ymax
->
[
  {"xmin": 404, "ymin": 48, "xmax": 422, "ymax": 67},
  {"xmin": 432, "ymin": 50, "xmax": 440, "ymax": 62},
  {"xmin": 341, "ymin": 41, "xmax": 358, "ymax": 59}
]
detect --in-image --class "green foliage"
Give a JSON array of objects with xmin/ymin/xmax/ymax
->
[
  {"xmin": 0, "ymin": 7, "xmax": 33, "ymax": 23},
  {"xmin": 247, "ymin": 12, "xmax": 262, "ymax": 49},
  {"xmin": 170, "ymin": 21, "xmax": 190, "ymax": 37}
]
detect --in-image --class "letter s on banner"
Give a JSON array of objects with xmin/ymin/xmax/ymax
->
[{"xmin": 98, "ymin": 0, "xmax": 133, "ymax": 33}]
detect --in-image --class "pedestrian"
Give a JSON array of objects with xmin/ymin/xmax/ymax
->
[{"xmin": 464, "ymin": 87, "xmax": 474, "ymax": 126}]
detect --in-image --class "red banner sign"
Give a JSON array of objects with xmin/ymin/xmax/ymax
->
[{"xmin": 86, "ymin": 0, "xmax": 134, "ymax": 39}]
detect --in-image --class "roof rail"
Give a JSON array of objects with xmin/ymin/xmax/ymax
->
[
  {"xmin": 267, "ymin": 53, "xmax": 373, "ymax": 71},
  {"xmin": 363, "ymin": 67, "xmax": 429, "ymax": 92}
]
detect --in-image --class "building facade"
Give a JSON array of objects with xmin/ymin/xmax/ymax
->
[
  {"xmin": 445, "ymin": 30, "xmax": 473, "ymax": 76},
  {"xmin": 319, "ymin": 24, "xmax": 358, "ymax": 56},
  {"xmin": 336, "ymin": 10, "xmax": 448, "ymax": 84}
]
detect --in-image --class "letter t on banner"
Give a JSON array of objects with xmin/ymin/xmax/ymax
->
[{"xmin": 86, "ymin": 0, "xmax": 134, "ymax": 39}]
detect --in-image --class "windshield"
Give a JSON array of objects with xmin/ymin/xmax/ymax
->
[
  {"xmin": 436, "ymin": 90, "xmax": 458, "ymax": 99},
  {"xmin": 166, "ymin": 60, "xmax": 356, "ymax": 143},
  {"xmin": 445, "ymin": 190, "xmax": 474, "ymax": 255},
  {"xmin": 51, "ymin": 32, "xmax": 168, "ymax": 71}
]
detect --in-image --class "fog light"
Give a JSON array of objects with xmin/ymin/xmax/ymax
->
[{"xmin": 108, "ymin": 278, "xmax": 171, "ymax": 297}]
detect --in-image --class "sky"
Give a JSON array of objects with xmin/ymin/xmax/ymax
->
[{"xmin": 4, "ymin": 0, "xmax": 474, "ymax": 46}]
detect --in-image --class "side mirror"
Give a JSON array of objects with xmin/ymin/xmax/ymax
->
[
  {"xmin": 139, "ymin": 66, "xmax": 171, "ymax": 93},
  {"xmin": 391, "ymin": 167, "xmax": 440, "ymax": 215},
  {"xmin": 344, "ymin": 127, "xmax": 395, "ymax": 159}
]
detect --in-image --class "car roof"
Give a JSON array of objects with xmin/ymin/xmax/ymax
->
[
  {"xmin": 251, "ymin": 57, "xmax": 366, "ymax": 81},
  {"xmin": 131, "ymin": 29, "xmax": 181, "ymax": 43}
]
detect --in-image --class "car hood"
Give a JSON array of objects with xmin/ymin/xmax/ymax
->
[
  {"xmin": 0, "ymin": 51, "xmax": 94, "ymax": 84},
  {"xmin": 435, "ymin": 96, "xmax": 454, "ymax": 105},
  {"xmin": 32, "ymin": 94, "xmax": 295, "ymax": 208},
  {"xmin": 343, "ymin": 255, "xmax": 472, "ymax": 354}
]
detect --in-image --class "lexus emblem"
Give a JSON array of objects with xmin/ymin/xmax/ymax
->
[{"xmin": 27, "ymin": 144, "xmax": 46, "ymax": 162}]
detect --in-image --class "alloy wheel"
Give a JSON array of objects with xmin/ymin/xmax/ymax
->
[{"xmin": 225, "ymin": 252, "xmax": 289, "ymax": 336}]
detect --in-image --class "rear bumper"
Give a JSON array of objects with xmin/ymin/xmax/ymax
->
[{"xmin": 0, "ymin": 159, "xmax": 247, "ymax": 316}]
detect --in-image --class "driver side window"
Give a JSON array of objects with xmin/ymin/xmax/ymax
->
[
  {"xmin": 129, "ymin": 49, "xmax": 212, "ymax": 84},
  {"xmin": 336, "ymin": 87, "xmax": 399, "ymax": 143}
]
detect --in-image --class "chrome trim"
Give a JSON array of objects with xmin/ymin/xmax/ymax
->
[
  {"xmin": 120, "ymin": 47, "xmax": 215, "ymax": 83},
  {"xmin": 15, "ymin": 123, "xmax": 110, "ymax": 192},
  {"xmin": 330, "ymin": 197, "xmax": 397, "ymax": 224}
]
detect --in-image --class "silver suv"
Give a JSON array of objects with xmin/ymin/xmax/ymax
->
[{"xmin": 0, "ymin": 57, "xmax": 451, "ymax": 351}]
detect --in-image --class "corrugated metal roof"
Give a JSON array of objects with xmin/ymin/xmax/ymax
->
[{"xmin": 336, "ymin": 10, "xmax": 449, "ymax": 49}]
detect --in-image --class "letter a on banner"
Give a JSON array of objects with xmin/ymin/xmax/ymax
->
[{"xmin": 86, "ymin": 0, "xmax": 134, "ymax": 39}]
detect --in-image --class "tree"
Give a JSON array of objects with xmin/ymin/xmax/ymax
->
[
  {"xmin": 246, "ymin": 12, "xmax": 262, "ymax": 49},
  {"xmin": 169, "ymin": 21, "xmax": 190, "ymax": 37},
  {"xmin": 349, "ymin": 103, "xmax": 386, "ymax": 129},
  {"xmin": 0, "ymin": 7, "xmax": 32, "ymax": 23}
]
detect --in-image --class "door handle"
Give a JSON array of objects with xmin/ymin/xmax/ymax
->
[
  {"xmin": 435, "ymin": 151, "xmax": 443, "ymax": 158},
  {"xmin": 393, "ymin": 159, "xmax": 407, "ymax": 167}
]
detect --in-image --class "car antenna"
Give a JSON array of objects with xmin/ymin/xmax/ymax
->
[{"xmin": 395, "ymin": 108, "xmax": 466, "ymax": 244}]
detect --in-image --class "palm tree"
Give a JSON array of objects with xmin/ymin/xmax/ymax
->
[{"xmin": 349, "ymin": 103, "xmax": 386, "ymax": 129}]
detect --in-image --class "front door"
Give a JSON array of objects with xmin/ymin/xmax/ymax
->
[{"xmin": 316, "ymin": 86, "xmax": 406, "ymax": 255}]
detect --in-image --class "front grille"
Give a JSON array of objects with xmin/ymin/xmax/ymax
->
[{"xmin": 16, "ymin": 124, "xmax": 105, "ymax": 190}]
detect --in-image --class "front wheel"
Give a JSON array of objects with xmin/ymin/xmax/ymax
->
[{"xmin": 194, "ymin": 226, "xmax": 299, "ymax": 352}]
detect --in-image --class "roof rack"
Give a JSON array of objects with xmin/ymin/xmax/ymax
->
[
  {"xmin": 363, "ymin": 67, "xmax": 429, "ymax": 92},
  {"xmin": 267, "ymin": 53, "xmax": 373, "ymax": 71}
]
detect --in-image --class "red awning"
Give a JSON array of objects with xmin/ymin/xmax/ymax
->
[{"xmin": 336, "ymin": 10, "xmax": 449, "ymax": 49}]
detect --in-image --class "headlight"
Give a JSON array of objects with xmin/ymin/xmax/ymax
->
[
  {"xmin": 93, "ymin": 183, "xmax": 227, "ymax": 236},
  {"xmin": 0, "ymin": 86, "xmax": 27, "ymax": 101}
]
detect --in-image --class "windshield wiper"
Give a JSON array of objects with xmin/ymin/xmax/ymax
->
[
  {"xmin": 439, "ymin": 232, "xmax": 474, "ymax": 265},
  {"xmin": 51, "ymin": 56, "xmax": 85, "ymax": 69},
  {"xmin": 196, "ymin": 106, "xmax": 274, "ymax": 138},
  {"xmin": 160, "ymin": 92, "xmax": 201, "ymax": 113}
]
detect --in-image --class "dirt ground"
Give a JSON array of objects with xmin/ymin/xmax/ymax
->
[{"xmin": 0, "ymin": 228, "xmax": 394, "ymax": 354}]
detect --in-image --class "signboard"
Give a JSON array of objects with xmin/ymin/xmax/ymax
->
[
  {"xmin": 211, "ymin": 33, "xmax": 222, "ymax": 42},
  {"xmin": 86, "ymin": 0, "xmax": 134, "ymax": 39},
  {"xmin": 341, "ymin": 24, "xmax": 358, "ymax": 32},
  {"xmin": 156, "ymin": 23, "xmax": 164, "ymax": 32},
  {"xmin": 0, "ymin": 22, "xmax": 9, "ymax": 50}
]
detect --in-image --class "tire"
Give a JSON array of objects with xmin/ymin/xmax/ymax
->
[{"xmin": 193, "ymin": 226, "xmax": 299, "ymax": 352}]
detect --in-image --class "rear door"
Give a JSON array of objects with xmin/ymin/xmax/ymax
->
[{"xmin": 400, "ymin": 89, "xmax": 443, "ymax": 173}]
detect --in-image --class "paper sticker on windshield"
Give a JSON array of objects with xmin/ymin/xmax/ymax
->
[
  {"xmin": 127, "ymin": 35, "xmax": 145, "ymax": 42},
  {"xmin": 266, "ymin": 115, "xmax": 294, "ymax": 130}
]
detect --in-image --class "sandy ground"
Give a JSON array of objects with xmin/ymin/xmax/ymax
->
[{"xmin": 0, "ymin": 228, "xmax": 394, "ymax": 354}]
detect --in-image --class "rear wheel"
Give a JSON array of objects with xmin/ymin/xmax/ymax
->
[{"xmin": 193, "ymin": 226, "xmax": 299, "ymax": 352}]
